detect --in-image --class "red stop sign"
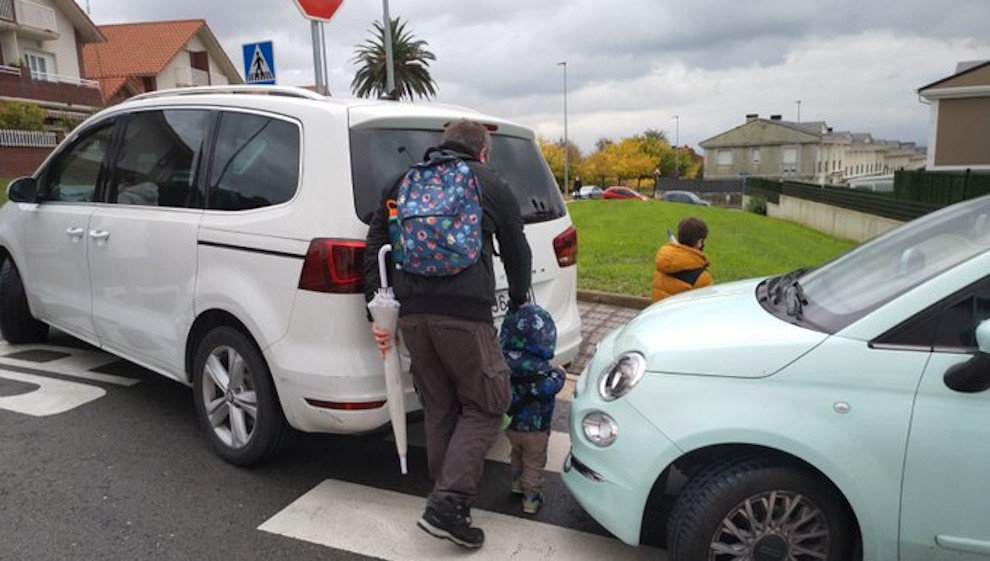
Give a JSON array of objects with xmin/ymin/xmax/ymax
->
[{"xmin": 291, "ymin": 0, "xmax": 343, "ymax": 21}]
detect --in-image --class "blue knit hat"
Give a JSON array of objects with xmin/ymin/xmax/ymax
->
[{"xmin": 499, "ymin": 303, "xmax": 557, "ymax": 360}]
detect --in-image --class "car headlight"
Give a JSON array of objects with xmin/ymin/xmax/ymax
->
[
  {"xmin": 582, "ymin": 411, "xmax": 618, "ymax": 447},
  {"xmin": 598, "ymin": 352, "xmax": 646, "ymax": 401}
]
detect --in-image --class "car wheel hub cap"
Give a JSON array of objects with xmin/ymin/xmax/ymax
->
[
  {"xmin": 201, "ymin": 345, "xmax": 258, "ymax": 450},
  {"xmin": 709, "ymin": 490, "xmax": 829, "ymax": 561}
]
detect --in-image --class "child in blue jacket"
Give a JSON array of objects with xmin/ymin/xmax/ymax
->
[{"xmin": 499, "ymin": 304, "xmax": 566, "ymax": 514}]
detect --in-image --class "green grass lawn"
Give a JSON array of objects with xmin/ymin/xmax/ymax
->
[
  {"xmin": 568, "ymin": 200, "xmax": 858, "ymax": 298},
  {"xmin": 0, "ymin": 177, "xmax": 10, "ymax": 206}
]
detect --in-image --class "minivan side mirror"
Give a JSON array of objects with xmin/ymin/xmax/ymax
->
[
  {"xmin": 944, "ymin": 319, "xmax": 990, "ymax": 393},
  {"xmin": 6, "ymin": 177, "xmax": 38, "ymax": 203}
]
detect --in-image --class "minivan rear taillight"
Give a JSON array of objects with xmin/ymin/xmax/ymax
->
[
  {"xmin": 553, "ymin": 226, "xmax": 578, "ymax": 267},
  {"xmin": 299, "ymin": 239, "xmax": 366, "ymax": 293}
]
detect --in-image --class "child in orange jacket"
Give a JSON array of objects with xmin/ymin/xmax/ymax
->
[{"xmin": 651, "ymin": 217, "xmax": 713, "ymax": 302}]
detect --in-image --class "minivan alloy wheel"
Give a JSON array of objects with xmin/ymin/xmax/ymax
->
[
  {"xmin": 710, "ymin": 490, "xmax": 828, "ymax": 561},
  {"xmin": 201, "ymin": 345, "xmax": 257, "ymax": 449}
]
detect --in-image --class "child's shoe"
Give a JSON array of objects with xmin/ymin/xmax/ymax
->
[
  {"xmin": 511, "ymin": 478, "xmax": 524, "ymax": 496},
  {"xmin": 522, "ymin": 492, "xmax": 543, "ymax": 514}
]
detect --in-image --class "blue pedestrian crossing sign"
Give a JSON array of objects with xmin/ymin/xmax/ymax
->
[{"xmin": 243, "ymin": 41, "xmax": 276, "ymax": 85}]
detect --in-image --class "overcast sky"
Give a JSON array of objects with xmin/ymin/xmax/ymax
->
[{"xmin": 83, "ymin": 0, "xmax": 990, "ymax": 153}]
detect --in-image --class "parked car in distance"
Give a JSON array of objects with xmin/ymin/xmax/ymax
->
[
  {"xmin": 0, "ymin": 85, "xmax": 582, "ymax": 466},
  {"xmin": 662, "ymin": 190, "xmax": 711, "ymax": 205},
  {"xmin": 572, "ymin": 185, "xmax": 604, "ymax": 199},
  {"xmin": 603, "ymin": 186, "xmax": 650, "ymax": 200},
  {"xmin": 563, "ymin": 193, "xmax": 990, "ymax": 561}
]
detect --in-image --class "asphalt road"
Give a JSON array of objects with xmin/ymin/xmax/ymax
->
[{"xmin": 0, "ymin": 331, "xmax": 659, "ymax": 561}]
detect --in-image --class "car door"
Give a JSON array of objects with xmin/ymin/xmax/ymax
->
[
  {"xmin": 17, "ymin": 120, "xmax": 116, "ymax": 343},
  {"xmin": 900, "ymin": 280, "xmax": 990, "ymax": 560},
  {"xmin": 86, "ymin": 109, "xmax": 210, "ymax": 376}
]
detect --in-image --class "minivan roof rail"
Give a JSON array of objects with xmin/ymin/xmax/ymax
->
[{"xmin": 129, "ymin": 85, "xmax": 327, "ymax": 102}]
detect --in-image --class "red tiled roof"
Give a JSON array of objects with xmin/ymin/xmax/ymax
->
[{"xmin": 82, "ymin": 19, "xmax": 205, "ymax": 98}]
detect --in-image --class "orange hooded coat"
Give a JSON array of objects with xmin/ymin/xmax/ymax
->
[{"xmin": 651, "ymin": 242, "xmax": 712, "ymax": 302}]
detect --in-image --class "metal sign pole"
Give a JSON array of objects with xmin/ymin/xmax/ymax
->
[
  {"xmin": 319, "ymin": 21, "xmax": 330, "ymax": 94},
  {"xmin": 310, "ymin": 20, "xmax": 324, "ymax": 94},
  {"xmin": 382, "ymin": 0, "xmax": 396, "ymax": 98}
]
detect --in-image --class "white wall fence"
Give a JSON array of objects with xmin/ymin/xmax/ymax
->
[
  {"xmin": 743, "ymin": 194, "xmax": 903, "ymax": 242},
  {"xmin": 0, "ymin": 128, "xmax": 57, "ymax": 148}
]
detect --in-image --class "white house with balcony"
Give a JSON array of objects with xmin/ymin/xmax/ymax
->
[
  {"xmin": 82, "ymin": 19, "xmax": 241, "ymax": 104},
  {"xmin": 0, "ymin": 0, "xmax": 104, "ymax": 115}
]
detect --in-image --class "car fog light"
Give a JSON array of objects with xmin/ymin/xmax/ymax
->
[
  {"xmin": 582, "ymin": 411, "xmax": 618, "ymax": 447},
  {"xmin": 598, "ymin": 352, "xmax": 646, "ymax": 401}
]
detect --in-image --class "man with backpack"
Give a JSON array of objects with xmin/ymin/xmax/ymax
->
[{"xmin": 363, "ymin": 119, "xmax": 532, "ymax": 549}]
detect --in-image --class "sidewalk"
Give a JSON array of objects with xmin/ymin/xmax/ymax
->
[{"xmin": 567, "ymin": 300, "xmax": 641, "ymax": 376}]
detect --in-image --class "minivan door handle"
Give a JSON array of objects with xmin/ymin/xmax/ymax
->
[
  {"xmin": 65, "ymin": 227, "xmax": 84, "ymax": 238},
  {"xmin": 88, "ymin": 229, "xmax": 110, "ymax": 241}
]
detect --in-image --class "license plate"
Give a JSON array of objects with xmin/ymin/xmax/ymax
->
[{"xmin": 492, "ymin": 288, "xmax": 535, "ymax": 319}]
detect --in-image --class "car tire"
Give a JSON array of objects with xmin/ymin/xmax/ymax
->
[
  {"xmin": 0, "ymin": 257, "xmax": 49, "ymax": 344},
  {"xmin": 192, "ymin": 326, "xmax": 289, "ymax": 466},
  {"xmin": 667, "ymin": 456, "xmax": 854, "ymax": 561}
]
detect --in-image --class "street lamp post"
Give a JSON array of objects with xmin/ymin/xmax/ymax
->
[
  {"xmin": 557, "ymin": 61, "xmax": 568, "ymax": 195},
  {"xmin": 796, "ymin": 100, "xmax": 801, "ymax": 122},
  {"xmin": 673, "ymin": 115, "xmax": 680, "ymax": 179}
]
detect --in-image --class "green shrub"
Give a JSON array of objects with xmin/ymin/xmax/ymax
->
[
  {"xmin": 0, "ymin": 101, "xmax": 46, "ymax": 131},
  {"xmin": 746, "ymin": 195, "xmax": 767, "ymax": 215}
]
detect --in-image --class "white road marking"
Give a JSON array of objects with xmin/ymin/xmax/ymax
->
[
  {"xmin": 0, "ymin": 342, "xmax": 137, "ymax": 386},
  {"xmin": 393, "ymin": 422, "xmax": 572, "ymax": 474},
  {"xmin": 0, "ymin": 368, "xmax": 106, "ymax": 416},
  {"xmin": 259, "ymin": 479, "xmax": 662, "ymax": 561}
]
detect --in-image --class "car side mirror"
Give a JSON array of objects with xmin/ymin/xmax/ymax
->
[
  {"xmin": 6, "ymin": 177, "xmax": 38, "ymax": 203},
  {"xmin": 944, "ymin": 320, "xmax": 990, "ymax": 393}
]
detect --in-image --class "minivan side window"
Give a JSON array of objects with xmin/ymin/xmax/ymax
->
[
  {"xmin": 108, "ymin": 110, "xmax": 210, "ymax": 208},
  {"xmin": 41, "ymin": 122, "xmax": 114, "ymax": 203},
  {"xmin": 207, "ymin": 112, "xmax": 300, "ymax": 211},
  {"xmin": 933, "ymin": 287, "xmax": 990, "ymax": 352}
]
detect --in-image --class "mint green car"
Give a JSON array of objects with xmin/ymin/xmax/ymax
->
[{"xmin": 563, "ymin": 194, "xmax": 990, "ymax": 561}]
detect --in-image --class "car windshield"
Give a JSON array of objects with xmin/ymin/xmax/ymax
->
[
  {"xmin": 789, "ymin": 195, "xmax": 990, "ymax": 332},
  {"xmin": 349, "ymin": 128, "xmax": 566, "ymax": 224}
]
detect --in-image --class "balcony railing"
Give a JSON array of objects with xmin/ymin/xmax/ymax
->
[
  {"xmin": 0, "ymin": 128, "xmax": 57, "ymax": 148},
  {"xmin": 0, "ymin": 0, "xmax": 57, "ymax": 33},
  {"xmin": 29, "ymin": 70, "xmax": 98, "ymax": 89}
]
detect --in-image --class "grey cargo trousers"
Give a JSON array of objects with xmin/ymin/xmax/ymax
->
[{"xmin": 398, "ymin": 314, "xmax": 511, "ymax": 515}]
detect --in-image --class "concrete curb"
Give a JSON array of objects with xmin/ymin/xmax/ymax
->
[{"xmin": 576, "ymin": 289, "xmax": 651, "ymax": 310}]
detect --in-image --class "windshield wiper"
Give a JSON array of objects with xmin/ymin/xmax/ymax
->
[
  {"xmin": 768, "ymin": 268, "xmax": 807, "ymax": 305},
  {"xmin": 784, "ymin": 278, "xmax": 808, "ymax": 319}
]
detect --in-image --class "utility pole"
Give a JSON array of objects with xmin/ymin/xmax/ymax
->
[
  {"xmin": 382, "ymin": 0, "xmax": 396, "ymax": 99},
  {"xmin": 796, "ymin": 100, "xmax": 801, "ymax": 122},
  {"xmin": 557, "ymin": 61, "xmax": 568, "ymax": 194}
]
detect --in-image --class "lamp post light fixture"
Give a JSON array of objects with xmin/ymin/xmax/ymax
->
[{"xmin": 557, "ymin": 61, "xmax": 568, "ymax": 195}]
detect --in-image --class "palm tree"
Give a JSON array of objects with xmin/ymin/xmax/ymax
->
[{"xmin": 351, "ymin": 17, "xmax": 437, "ymax": 101}]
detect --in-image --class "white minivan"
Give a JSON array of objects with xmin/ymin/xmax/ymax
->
[{"xmin": 0, "ymin": 86, "xmax": 581, "ymax": 465}]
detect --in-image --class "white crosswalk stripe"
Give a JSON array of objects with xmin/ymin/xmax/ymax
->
[{"xmin": 259, "ymin": 479, "xmax": 664, "ymax": 561}]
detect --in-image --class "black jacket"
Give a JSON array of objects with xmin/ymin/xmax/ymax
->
[{"xmin": 363, "ymin": 142, "xmax": 532, "ymax": 322}]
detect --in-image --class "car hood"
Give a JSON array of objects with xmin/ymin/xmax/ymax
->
[{"xmin": 612, "ymin": 278, "xmax": 828, "ymax": 378}]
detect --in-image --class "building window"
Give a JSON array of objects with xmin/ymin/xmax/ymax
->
[
  {"xmin": 24, "ymin": 50, "xmax": 56, "ymax": 82},
  {"xmin": 717, "ymin": 149, "xmax": 733, "ymax": 166},
  {"xmin": 142, "ymin": 76, "xmax": 157, "ymax": 92},
  {"xmin": 782, "ymin": 146, "xmax": 798, "ymax": 173},
  {"xmin": 751, "ymin": 148, "xmax": 761, "ymax": 164}
]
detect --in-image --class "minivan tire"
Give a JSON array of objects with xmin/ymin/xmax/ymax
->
[
  {"xmin": 0, "ymin": 257, "xmax": 50, "ymax": 344},
  {"xmin": 192, "ymin": 326, "xmax": 289, "ymax": 466},
  {"xmin": 667, "ymin": 457, "xmax": 854, "ymax": 561}
]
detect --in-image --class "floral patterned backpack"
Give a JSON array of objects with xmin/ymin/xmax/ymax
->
[{"xmin": 395, "ymin": 154, "xmax": 483, "ymax": 276}]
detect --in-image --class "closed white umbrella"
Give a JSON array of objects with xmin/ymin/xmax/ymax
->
[{"xmin": 367, "ymin": 244, "xmax": 407, "ymax": 474}]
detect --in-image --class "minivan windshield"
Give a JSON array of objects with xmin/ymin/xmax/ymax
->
[
  {"xmin": 350, "ymin": 128, "xmax": 566, "ymax": 224},
  {"xmin": 782, "ymin": 195, "xmax": 990, "ymax": 332}
]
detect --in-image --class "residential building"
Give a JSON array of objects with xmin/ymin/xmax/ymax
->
[
  {"xmin": 700, "ymin": 114, "xmax": 925, "ymax": 185},
  {"xmin": 918, "ymin": 59, "xmax": 990, "ymax": 171},
  {"xmin": 82, "ymin": 19, "xmax": 241, "ymax": 104},
  {"xmin": 0, "ymin": 0, "xmax": 104, "ymax": 117}
]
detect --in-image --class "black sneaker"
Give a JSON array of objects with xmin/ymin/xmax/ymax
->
[{"xmin": 417, "ymin": 506, "xmax": 485, "ymax": 549}]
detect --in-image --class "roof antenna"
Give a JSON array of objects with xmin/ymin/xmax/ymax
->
[{"xmin": 86, "ymin": 0, "xmax": 91, "ymax": 14}]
